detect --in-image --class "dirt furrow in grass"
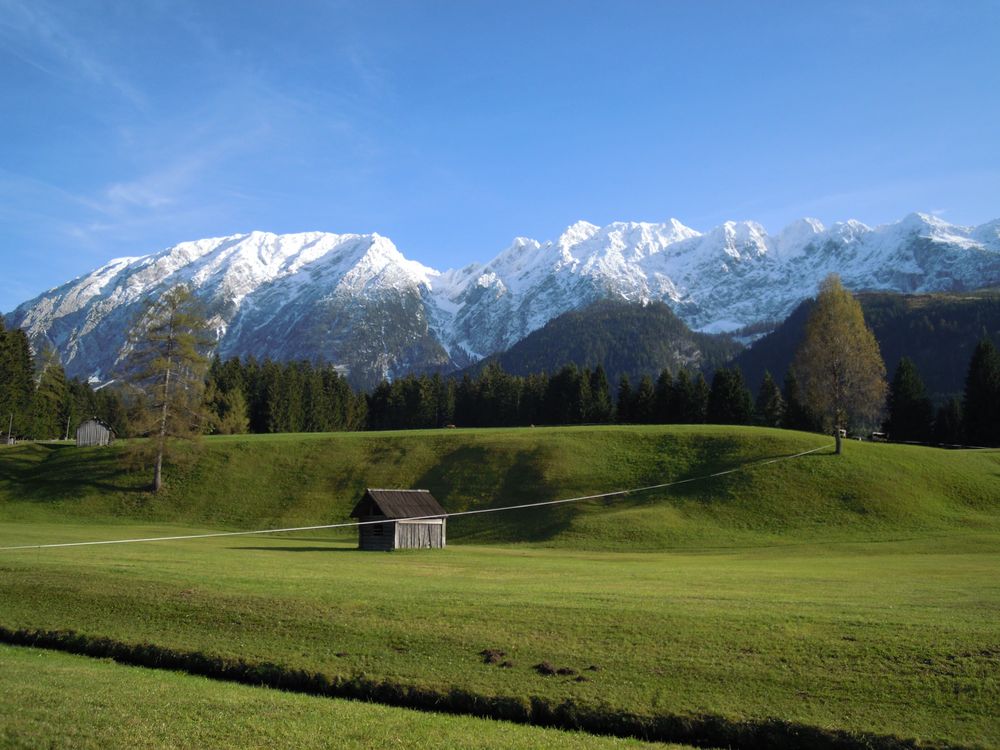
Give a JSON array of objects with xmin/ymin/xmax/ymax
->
[{"xmin": 0, "ymin": 626, "xmax": 965, "ymax": 750}]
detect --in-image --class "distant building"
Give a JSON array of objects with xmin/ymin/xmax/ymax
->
[
  {"xmin": 76, "ymin": 418, "xmax": 115, "ymax": 447},
  {"xmin": 350, "ymin": 488, "xmax": 447, "ymax": 551}
]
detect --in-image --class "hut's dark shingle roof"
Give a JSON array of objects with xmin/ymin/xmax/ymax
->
[{"xmin": 350, "ymin": 489, "xmax": 446, "ymax": 519}]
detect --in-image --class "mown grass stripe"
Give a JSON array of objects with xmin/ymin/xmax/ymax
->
[{"xmin": 0, "ymin": 626, "xmax": 962, "ymax": 750}]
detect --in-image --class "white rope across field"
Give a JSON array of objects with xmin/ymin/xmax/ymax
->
[{"xmin": 0, "ymin": 443, "xmax": 833, "ymax": 552}]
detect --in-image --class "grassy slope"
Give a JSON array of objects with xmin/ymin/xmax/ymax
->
[
  {"xmin": 0, "ymin": 427, "xmax": 998, "ymax": 746},
  {"xmin": 1, "ymin": 425, "xmax": 998, "ymax": 548},
  {"xmin": 0, "ymin": 645, "xmax": 675, "ymax": 750}
]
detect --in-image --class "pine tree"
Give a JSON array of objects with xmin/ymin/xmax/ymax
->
[
  {"xmin": 707, "ymin": 368, "xmax": 753, "ymax": 425},
  {"xmin": 754, "ymin": 370, "xmax": 785, "ymax": 427},
  {"xmin": 632, "ymin": 374, "xmax": 656, "ymax": 423},
  {"xmin": 962, "ymin": 337, "xmax": 1000, "ymax": 446},
  {"xmin": 671, "ymin": 370, "xmax": 694, "ymax": 423},
  {"xmin": 932, "ymin": 398, "xmax": 963, "ymax": 446},
  {"xmin": 792, "ymin": 275, "xmax": 887, "ymax": 453},
  {"xmin": 0, "ymin": 323, "xmax": 35, "ymax": 439},
  {"xmin": 616, "ymin": 375, "xmax": 633, "ymax": 423},
  {"xmin": 588, "ymin": 365, "xmax": 613, "ymax": 423},
  {"xmin": 654, "ymin": 369, "xmax": 673, "ymax": 423},
  {"xmin": 119, "ymin": 285, "xmax": 212, "ymax": 491},
  {"xmin": 691, "ymin": 373, "xmax": 710, "ymax": 424},
  {"xmin": 884, "ymin": 357, "xmax": 933, "ymax": 443}
]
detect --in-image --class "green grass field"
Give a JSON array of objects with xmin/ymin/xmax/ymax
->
[
  {"xmin": 1, "ymin": 426, "xmax": 998, "ymax": 747},
  {"xmin": 0, "ymin": 645, "xmax": 675, "ymax": 749}
]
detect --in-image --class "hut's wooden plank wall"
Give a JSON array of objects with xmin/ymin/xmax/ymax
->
[
  {"xmin": 76, "ymin": 420, "xmax": 113, "ymax": 447},
  {"xmin": 395, "ymin": 518, "xmax": 445, "ymax": 549}
]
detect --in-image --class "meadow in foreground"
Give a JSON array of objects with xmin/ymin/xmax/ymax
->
[
  {"xmin": 0, "ymin": 426, "xmax": 997, "ymax": 747},
  {"xmin": 0, "ymin": 644, "xmax": 680, "ymax": 749}
]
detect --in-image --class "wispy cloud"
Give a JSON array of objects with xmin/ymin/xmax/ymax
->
[{"xmin": 0, "ymin": 0, "xmax": 147, "ymax": 109}]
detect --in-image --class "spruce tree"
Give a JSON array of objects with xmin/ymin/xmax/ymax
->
[
  {"xmin": 654, "ymin": 369, "xmax": 673, "ymax": 423},
  {"xmin": 633, "ymin": 374, "xmax": 656, "ymax": 424},
  {"xmin": 588, "ymin": 365, "xmax": 613, "ymax": 423},
  {"xmin": 707, "ymin": 368, "xmax": 753, "ymax": 425},
  {"xmin": 671, "ymin": 370, "xmax": 693, "ymax": 423},
  {"xmin": 0, "ymin": 324, "xmax": 35, "ymax": 439},
  {"xmin": 962, "ymin": 337, "xmax": 1000, "ymax": 446},
  {"xmin": 932, "ymin": 398, "xmax": 963, "ymax": 446},
  {"xmin": 754, "ymin": 370, "xmax": 785, "ymax": 427},
  {"xmin": 884, "ymin": 357, "xmax": 933, "ymax": 443},
  {"xmin": 616, "ymin": 375, "xmax": 633, "ymax": 423},
  {"xmin": 691, "ymin": 373, "xmax": 710, "ymax": 424}
]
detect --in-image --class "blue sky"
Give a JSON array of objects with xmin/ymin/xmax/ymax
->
[{"xmin": 2, "ymin": 0, "xmax": 998, "ymax": 312}]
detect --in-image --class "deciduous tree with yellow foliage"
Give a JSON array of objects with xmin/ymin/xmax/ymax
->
[{"xmin": 792, "ymin": 275, "xmax": 887, "ymax": 454}]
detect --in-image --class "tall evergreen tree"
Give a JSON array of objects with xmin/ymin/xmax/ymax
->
[
  {"xmin": 754, "ymin": 370, "xmax": 785, "ymax": 427},
  {"xmin": 616, "ymin": 375, "xmax": 633, "ymax": 423},
  {"xmin": 792, "ymin": 275, "xmax": 887, "ymax": 453},
  {"xmin": 962, "ymin": 337, "xmax": 1000, "ymax": 446},
  {"xmin": 932, "ymin": 398, "xmax": 963, "ymax": 446},
  {"xmin": 633, "ymin": 374, "xmax": 656, "ymax": 424},
  {"xmin": 587, "ymin": 365, "xmax": 613, "ymax": 423},
  {"xmin": 653, "ymin": 369, "xmax": 674, "ymax": 423},
  {"xmin": 884, "ymin": 357, "xmax": 933, "ymax": 442},
  {"xmin": 707, "ymin": 367, "xmax": 753, "ymax": 425},
  {"xmin": 691, "ymin": 373, "xmax": 711, "ymax": 424},
  {"xmin": 0, "ymin": 323, "xmax": 35, "ymax": 439},
  {"xmin": 671, "ymin": 370, "xmax": 694, "ymax": 423}
]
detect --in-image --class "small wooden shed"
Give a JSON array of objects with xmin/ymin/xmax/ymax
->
[
  {"xmin": 350, "ymin": 488, "xmax": 446, "ymax": 551},
  {"xmin": 76, "ymin": 418, "xmax": 115, "ymax": 447}
]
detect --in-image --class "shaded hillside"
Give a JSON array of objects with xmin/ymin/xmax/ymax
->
[
  {"xmin": 734, "ymin": 288, "xmax": 1000, "ymax": 401},
  {"xmin": 464, "ymin": 299, "xmax": 742, "ymax": 383},
  {"xmin": 1, "ymin": 426, "xmax": 997, "ymax": 550}
]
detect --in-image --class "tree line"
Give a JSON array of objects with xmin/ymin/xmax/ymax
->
[
  {"xmin": 0, "ymin": 319, "xmax": 129, "ymax": 441},
  {"xmin": 3, "ymin": 280, "xmax": 999, "ymax": 450}
]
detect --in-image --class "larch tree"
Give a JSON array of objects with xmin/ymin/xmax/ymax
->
[
  {"xmin": 120, "ymin": 285, "xmax": 212, "ymax": 491},
  {"xmin": 792, "ymin": 274, "xmax": 887, "ymax": 454}
]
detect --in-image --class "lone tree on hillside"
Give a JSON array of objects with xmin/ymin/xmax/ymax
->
[
  {"xmin": 792, "ymin": 274, "xmax": 887, "ymax": 454},
  {"xmin": 120, "ymin": 285, "xmax": 212, "ymax": 491}
]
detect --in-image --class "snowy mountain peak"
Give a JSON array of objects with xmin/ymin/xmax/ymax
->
[
  {"xmin": 7, "ymin": 212, "xmax": 1000, "ymax": 388},
  {"xmin": 560, "ymin": 220, "xmax": 601, "ymax": 244},
  {"xmin": 774, "ymin": 217, "xmax": 825, "ymax": 259}
]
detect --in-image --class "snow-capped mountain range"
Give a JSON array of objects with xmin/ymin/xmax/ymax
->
[{"xmin": 6, "ymin": 212, "xmax": 1000, "ymax": 388}]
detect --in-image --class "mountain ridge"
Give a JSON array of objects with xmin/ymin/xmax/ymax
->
[{"xmin": 7, "ymin": 212, "xmax": 1000, "ymax": 388}]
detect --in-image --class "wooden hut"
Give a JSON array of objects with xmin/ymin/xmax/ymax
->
[
  {"xmin": 76, "ymin": 418, "xmax": 115, "ymax": 447},
  {"xmin": 350, "ymin": 488, "xmax": 446, "ymax": 551}
]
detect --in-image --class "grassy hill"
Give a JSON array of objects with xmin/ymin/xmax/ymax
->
[
  {"xmin": 2, "ymin": 425, "xmax": 997, "ymax": 549},
  {"xmin": 2, "ymin": 426, "xmax": 998, "ymax": 747}
]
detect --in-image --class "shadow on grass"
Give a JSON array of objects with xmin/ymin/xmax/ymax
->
[
  {"xmin": 230, "ymin": 546, "xmax": 358, "ymax": 553},
  {"xmin": 418, "ymin": 446, "xmax": 574, "ymax": 544},
  {"xmin": 0, "ymin": 443, "xmax": 144, "ymax": 503}
]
